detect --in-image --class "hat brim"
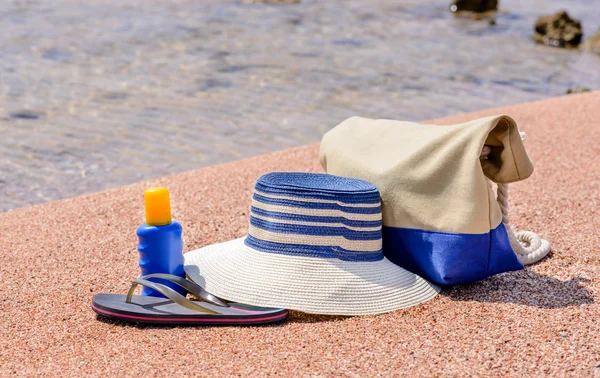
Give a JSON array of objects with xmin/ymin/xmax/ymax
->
[{"xmin": 184, "ymin": 238, "xmax": 440, "ymax": 316}]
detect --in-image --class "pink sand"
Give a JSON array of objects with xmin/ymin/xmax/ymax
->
[{"xmin": 1, "ymin": 92, "xmax": 599, "ymax": 376}]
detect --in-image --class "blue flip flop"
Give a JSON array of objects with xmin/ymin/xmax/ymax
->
[{"xmin": 92, "ymin": 273, "xmax": 288, "ymax": 326}]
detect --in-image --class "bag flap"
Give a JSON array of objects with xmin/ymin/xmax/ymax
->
[{"xmin": 319, "ymin": 115, "xmax": 534, "ymax": 234}]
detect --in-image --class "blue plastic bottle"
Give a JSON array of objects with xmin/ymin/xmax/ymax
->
[{"xmin": 137, "ymin": 187, "xmax": 186, "ymax": 297}]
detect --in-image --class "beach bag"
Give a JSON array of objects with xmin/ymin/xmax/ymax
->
[{"xmin": 319, "ymin": 115, "xmax": 551, "ymax": 285}]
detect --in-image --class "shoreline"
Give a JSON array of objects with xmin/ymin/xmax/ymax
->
[{"xmin": 2, "ymin": 0, "xmax": 599, "ymax": 213}]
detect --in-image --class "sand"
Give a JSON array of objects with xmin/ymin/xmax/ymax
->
[{"xmin": 1, "ymin": 92, "xmax": 599, "ymax": 376}]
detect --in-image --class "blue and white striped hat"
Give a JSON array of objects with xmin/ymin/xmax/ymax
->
[{"xmin": 184, "ymin": 172, "xmax": 439, "ymax": 315}]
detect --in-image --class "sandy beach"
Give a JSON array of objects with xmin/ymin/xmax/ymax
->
[{"xmin": 1, "ymin": 92, "xmax": 598, "ymax": 376}]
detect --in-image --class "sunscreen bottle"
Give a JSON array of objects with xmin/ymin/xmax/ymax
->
[{"xmin": 137, "ymin": 187, "xmax": 186, "ymax": 297}]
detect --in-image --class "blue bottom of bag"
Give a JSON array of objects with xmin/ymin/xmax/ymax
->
[{"xmin": 382, "ymin": 223, "xmax": 523, "ymax": 285}]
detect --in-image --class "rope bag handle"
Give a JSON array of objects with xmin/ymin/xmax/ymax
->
[{"xmin": 481, "ymin": 132, "xmax": 551, "ymax": 265}]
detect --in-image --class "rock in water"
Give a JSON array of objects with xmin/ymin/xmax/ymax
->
[
  {"xmin": 583, "ymin": 28, "xmax": 600, "ymax": 54},
  {"xmin": 534, "ymin": 11, "xmax": 583, "ymax": 48},
  {"xmin": 565, "ymin": 87, "xmax": 591, "ymax": 94},
  {"xmin": 450, "ymin": 0, "xmax": 498, "ymax": 13}
]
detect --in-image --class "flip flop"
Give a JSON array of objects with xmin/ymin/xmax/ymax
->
[{"xmin": 92, "ymin": 273, "xmax": 289, "ymax": 326}]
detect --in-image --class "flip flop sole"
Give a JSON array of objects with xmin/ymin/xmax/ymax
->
[{"xmin": 92, "ymin": 294, "xmax": 288, "ymax": 326}]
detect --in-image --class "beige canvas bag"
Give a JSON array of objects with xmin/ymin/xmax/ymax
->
[{"xmin": 319, "ymin": 115, "xmax": 551, "ymax": 285}]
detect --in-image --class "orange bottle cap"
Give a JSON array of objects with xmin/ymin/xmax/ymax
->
[{"xmin": 143, "ymin": 187, "xmax": 172, "ymax": 226}]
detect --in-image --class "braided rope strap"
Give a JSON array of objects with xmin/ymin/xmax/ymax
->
[{"xmin": 486, "ymin": 131, "xmax": 551, "ymax": 265}]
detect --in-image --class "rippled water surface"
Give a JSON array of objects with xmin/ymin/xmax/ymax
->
[{"xmin": 1, "ymin": 0, "xmax": 599, "ymax": 211}]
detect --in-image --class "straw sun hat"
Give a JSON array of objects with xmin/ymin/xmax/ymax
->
[{"xmin": 184, "ymin": 172, "xmax": 439, "ymax": 316}]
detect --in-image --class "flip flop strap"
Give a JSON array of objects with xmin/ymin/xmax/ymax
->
[
  {"xmin": 139, "ymin": 273, "xmax": 228, "ymax": 307},
  {"xmin": 126, "ymin": 279, "xmax": 220, "ymax": 314}
]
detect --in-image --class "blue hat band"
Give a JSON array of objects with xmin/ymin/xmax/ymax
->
[{"xmin": 244, "ymin": 172, "xmax": 384, "ymax": 262}]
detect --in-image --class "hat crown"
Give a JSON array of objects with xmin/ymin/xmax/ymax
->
[{"xmin": 245, "ymin": 172, "xmax": 383, "ymax": 261}]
